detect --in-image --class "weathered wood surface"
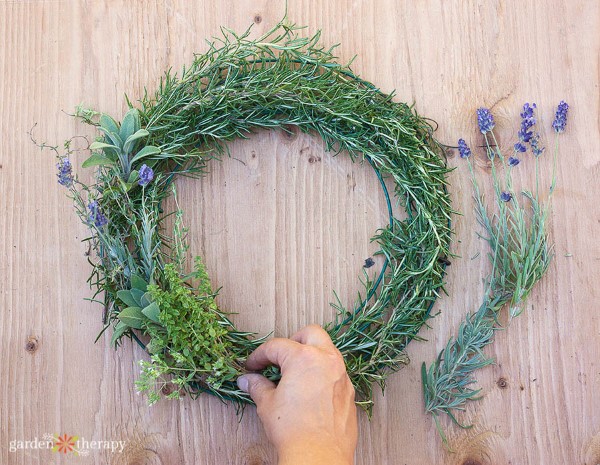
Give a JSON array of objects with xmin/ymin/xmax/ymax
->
[{"xmin": 1, "ymin": 1, "xmax": 598, "ymax": 464}]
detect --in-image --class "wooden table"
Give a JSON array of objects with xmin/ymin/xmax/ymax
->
[{"xmin": 1, "ymin": 1, "xmax": 598, "ymax": 463}]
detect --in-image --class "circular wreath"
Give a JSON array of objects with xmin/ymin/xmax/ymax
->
[{"xmin": 57, "ymin": 20, "xmax": 451, "ymax": 410}]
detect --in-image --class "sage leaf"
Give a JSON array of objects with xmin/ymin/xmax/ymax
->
[
  {"xmin": 117, "ymin": 290, "xmax": 139, "ymax": 308},
  {"xmin": 100, "ymin": 113, "xmax": 119, "ymax": 135},
  {"xmin": 127, "ymin": 170, "xmax": 139, "ymax": 184},
  {"xmin": 110, "ymin": 321, "xmax": 129, "ymax": 347},
  {"xmin": 117, "ymin": 306, "xmax": 147, "ymax": 329},
  {"xmin": 130, "ymin": 145, "xmax": 161, "ymax": 165},
  {"xmin": 119, "ymin": 108, "xmax": 140, "ymax": 142},
  {"xmin": 97, "ymin": 128, "xmax": 123, "ymax": 149},
  {"xmin": 131, "ymin": 274, "xmax": 148, "ymax": 292},
  {"xmin": 130, "ymin": 288, "xmax": 145, "ymax": 306},
  {"xmin": 82, "ymin": 153, "xmax": 114, "ymax": 169},
  {"xmin": 123, "ymin": 129, "xmax": 149, "ymax": 154},
  {"xmin": 141, "ymin": 302, "xmax": 160, "ymax": 323},
  {"xmin": 89, "ymin": 141, "xmax": 119, "ymax": 151},
  {"xmin": 140, "ymin": 291, "xmax": 153, "ymax": 308}
]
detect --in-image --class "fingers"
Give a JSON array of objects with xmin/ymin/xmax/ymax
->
[
  {"xmin": 237, "ymin": 373, "xmax": 276, "ymax": 406},
  {"xmin": 290, "ymin": 324, "xmax": 334, "ymax": 348},
  {"xmin": 245, "ymin": 337, "xmax": 301, "ymax": 372},
  {"xmin": 244, "ymin": 326, "xmax": 335, "ymax": 375}
]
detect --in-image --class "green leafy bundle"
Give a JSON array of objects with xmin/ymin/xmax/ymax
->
[
  {"xmin": 422, "ymin": 103, "xmax": 568, "ymax": 444},
  {"xmin": 50, "ymin": 18, "xmax": 452, "ymax": 410}
]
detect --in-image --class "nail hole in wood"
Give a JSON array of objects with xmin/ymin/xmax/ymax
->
[{"xmin": 25, "ymin": 336, "xmax": 39, "ymax": 353}]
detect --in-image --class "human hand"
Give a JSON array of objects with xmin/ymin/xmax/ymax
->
[{"xmin": 237, "ymin": 324, "xmax": 358, "ymax": 465}]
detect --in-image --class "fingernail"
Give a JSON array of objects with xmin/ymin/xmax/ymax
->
[{"xmin": 237, "ymin": 375, "xmax": 249, "ymax": 392}]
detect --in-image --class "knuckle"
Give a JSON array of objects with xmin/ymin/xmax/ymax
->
[
  {"xmin": 262, "ymin": 338, "xmax": 280, "ymax": 352},
  {"xmin": 297, "ymin": 345, "xmax": 317, "ymax": 361},
  {"xmin": 306, "ymin": 323, "xmax": 324, "ymax": 333},
  {"xmin": 331, "ymin": 346, "xmax": 344, "ymax": 361},
  {"xmin": 329, "ymin": 347, "xmax": 346, "ymax": 365},
  {"xmin": 324, "ymin": 350, "xmax": 347, "ymax": 374}
]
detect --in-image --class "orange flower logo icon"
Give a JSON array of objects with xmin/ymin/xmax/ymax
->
[{"xmin": 52, "ymin": 434, "xmax": 78, "ymax": 454}]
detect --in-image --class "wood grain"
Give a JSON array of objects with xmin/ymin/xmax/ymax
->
[{"xmin": 1, "ymin": 1, "xmax": 599, "ymax": 464}]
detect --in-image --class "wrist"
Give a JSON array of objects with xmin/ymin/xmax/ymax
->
[{"xmin": 277, "ymin": 436, "xmax": 354, "ymax": 465}]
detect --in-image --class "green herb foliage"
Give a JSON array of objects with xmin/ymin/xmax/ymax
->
[
  {"xmin": 422, "ymin": 114, "xmax": 564, "ymax": 446},
  {"xmin": 136, "ymin": 260, "xmax": 242, "ymax": 404},
  {"xmin": 47, "ymin": 17, "xmax": 452, "ymax": 411}
]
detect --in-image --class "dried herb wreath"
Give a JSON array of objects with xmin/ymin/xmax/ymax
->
[{"xmin": 50, "ymin": 19, "xmax": 452, "ymax": 410}]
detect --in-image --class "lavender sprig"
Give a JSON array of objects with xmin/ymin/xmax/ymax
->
[
  {"xmin": 138, "ymin": 164, "xmax": 154, "ymax": 186},
  {"xmin": 56, "ymin": 156, "xmax": 74, "ymax": 187},
  {"xmin": 507, "ymin": 156, "xmax": 520, "ymax": 167},
  {"xmin": 476, "ymin": 108, "xmax": 495, "ymax": 134},
  {"xmin": 514, "ymin": 142, "xmax": 526, "ymax": 153},
  {"xmin": 424, "ymin": 102, "xmax": 568, "ymax": 447},
  {"xmin": 552, "ymin": 100, "xmax": 569, "ymax": 133},
  {"xmin": 518, "ymin": 102, "xmax": 536, "ymax": 143},
  {"xmin": 530, "ymin": 133, "xmax": 545, "ymax": 157},
  {"xmin": 457, "ymin": 138, "xmax": 472, "ymax": 158},
  {"xmin": 88, "ymin": 201, "xmax": 108, "ymax": 228}
]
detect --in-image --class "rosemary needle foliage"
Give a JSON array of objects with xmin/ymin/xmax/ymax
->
[
  {"xmin": 422, "ymin": 102, "xmax": 568, "ymax": 444},
  {"xmin": 50, "ymin": 18, "xmax": 452, "ymax": 411}
]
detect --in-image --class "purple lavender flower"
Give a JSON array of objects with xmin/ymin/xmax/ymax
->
[
  {"xmin": 477, "ymin": 108, "xmax": 495, "ymax": 134},
  {"xmin": 508, "ymin": 157, "xmax": 520, "ymax": 167},
  {"xmin": 530, "ymin": 133, "xmax": 545, "ymax": 157},
  {"xmin": 457, "ymin": 139, "xmax": 472, "ymax": 158},
  {"xmin": 88, "ymin": 201, "xmax": 108, "ymax": 228},
  {"xmin": 500, "ymin": 191, "xmax": 512, "ymax": 202},
  {"xmin": 517, "ymin": 103, "xmax": 536, "ymax": 144},
  {"xmin": 56, "ymin": 157, "xmax": 74, "ymax": 187},
  {"xmin": 552, "ymin": 100, "xmax": 569, "ymax": 133},
  {"xmin": 520, "ymin": 102, "xmax": 536, "ymax": 120},
  {"xmin": 517, "ymin": 128, "xmax": 533, "ymax": 143},
  {"xmin": 514, "ymin": 142, "xmax": 526, "ymax": 153},
  {"xmin": 518, "ymin": 129, "xmax": 533, "ymax": 143},
  {"xmin": 138, "ymin": 164, "xmax": 154, "ymax": 187}
]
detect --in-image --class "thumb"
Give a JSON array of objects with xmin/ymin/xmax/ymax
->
[{"xmin": 237, "ymin": 373, "xmax": 276, "ymax": 406}]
